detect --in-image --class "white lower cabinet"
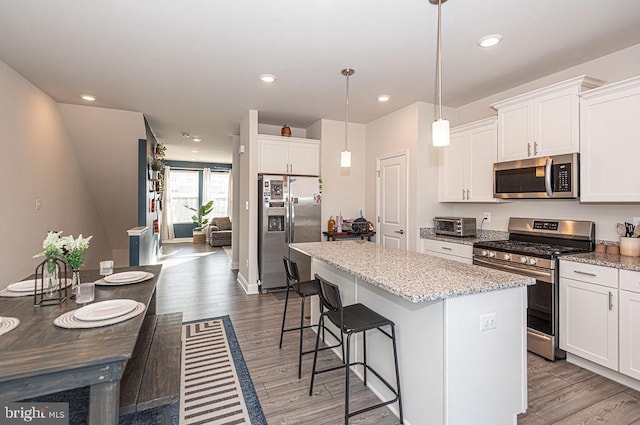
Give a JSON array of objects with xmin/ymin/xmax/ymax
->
[
  {"xmin": 560, "ymin": 275, "xmax": 618, "ymax": 369},
  {"xmin": 620, "ymin": 269, "xmax": 640, "ymax": 380},
  {"xmin": 421, "ymin": 239, "xmax": 472, "ymax": 264},
  {"xmin": 560, "ymin": 260, "xmax": 640, "ymax": 382}
]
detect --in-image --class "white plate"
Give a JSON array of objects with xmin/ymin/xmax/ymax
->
[
  {"xmin": 104, "ymin": 271, "xmax": 148, "ymax": 283},
  {"xmin": 7, "ymin": 279, "xmax": 38, "ymax": 292},
  {"xmin": 74, "ymin": 299, "xmax": 138, "ymax": 321},
  {"xmin": 6, "ymin": 278, "xmax": 71, "ymax": 293},
  {"xmin": 54, "ymin": 302, "xmax": 145, "ymax": 329},
  {"xmin": 96, "ymin": 272, "xmax": 153, "ymax": 286}
]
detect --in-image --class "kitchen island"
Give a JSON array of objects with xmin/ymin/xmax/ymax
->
[{"xmin": 290, "ymin": 241, "xmax": 534, "ymax": 425}]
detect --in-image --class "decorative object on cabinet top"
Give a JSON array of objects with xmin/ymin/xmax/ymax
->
[{"xmin": 281, "ymin": 125, "xmax": 291, "ymax": 137}]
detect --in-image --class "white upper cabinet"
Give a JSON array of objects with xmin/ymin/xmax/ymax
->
[
  {"xmin": 439, "ymin": 117, "xmax": 499, "ymax": 202},
  {"xmin": 492, "ymin": 76, "xmax": 603, "ymax": 162},
  {"xmin": 258, "ymin": 134, "xmax": 320, "ymax": 175},
  {"xmin": 580, "ymin": 76, "xmax": 640, "ymax": 202}
]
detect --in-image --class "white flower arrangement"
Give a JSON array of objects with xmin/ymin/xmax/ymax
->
[
  {"xmin": 34, "ymin": 231, "xmax": 93, "ymax": 271},
  {"xmin": 34, "ymin": 230, "xmax": 64, "ymax": 261},
  {"xmin": 62, "ymin": 234, "xmax": 93, "ymax": 270}
]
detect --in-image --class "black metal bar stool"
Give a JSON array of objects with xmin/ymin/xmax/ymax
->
[
  {"xmin": 309, "ymin": 274, "xmax": 403, "ymax": 424},
  {"xmin": 279, "ymin": 257, "xmax": 342, "ymax": 379}
]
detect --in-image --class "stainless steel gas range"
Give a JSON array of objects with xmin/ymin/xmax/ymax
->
[{"xmin": 473, "ymin": 217, "xmax": 595, "ymax": 361}]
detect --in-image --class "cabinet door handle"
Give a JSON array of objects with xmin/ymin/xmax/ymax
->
[
  {"xmin": 462, "ymin": 189, "xmax": 466, "ymax": 200},
  {"xmin": 609, "ymin": 291, "xmax": 614, "ymax": 310},
  {"xmin": 534, "ymin": 141, "xmax": 538, "ymax": 156},
  {"xmin": 573, "ymin": 270, "xmax": 597, "ymax": 277},
  {"xmin": 394, "ymin": 229, "xmax": 405, "ymax": 235},
  {"xmin": 527, "ymin": 142, "xmax": 532, "ymax": 157},
  {"xmin": 441, "ymin": 246, "xmax": 453, "ymax": 251},
  {"xmin": 466, "ymin": 189, "xmax": 470, "ymax": 199}
]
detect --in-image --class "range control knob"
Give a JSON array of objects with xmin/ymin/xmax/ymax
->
[
  {"xmin": 529, "ymin": 258, "xmax": 538, "ymax": 265},
  {"xmin": 488, "ymin": 251, "xmax": 496, "ymax": 258},
  {"xmin": 503, "ymin": 253, "xmax": 512, "ymax": 261},
  {"xmin": 481, "ymin": 250, "xmax": 488, "ymax": 257},
  {"xmin": 520, "ymin": 257, "xmax": 528, "ymax": 264}
]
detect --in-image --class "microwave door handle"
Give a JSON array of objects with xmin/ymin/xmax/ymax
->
[{"xmin": 545, "ymin": 157, "xmax": 553, "ymax": 197}]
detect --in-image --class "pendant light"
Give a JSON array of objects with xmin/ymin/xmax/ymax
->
[
  {"xmin": 341, "ymin": 68, "xmax": 355, "ymax": 167},
  {"xmin": 430, "ymin": 0, "xmax": 450, "ymax": 147}
]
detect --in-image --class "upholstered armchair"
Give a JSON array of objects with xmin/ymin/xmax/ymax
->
[{"xmin": 208, "ymin": 217, "xmax": 232, "ymax": 247}]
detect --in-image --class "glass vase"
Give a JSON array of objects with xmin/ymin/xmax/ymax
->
[
  {"xmin": 44, "ymin": 259, "xmax": 59, "ymax": 298},
  {"xmin": 72, "ymin": 269, "xmax": 81, "ymax": 295}
]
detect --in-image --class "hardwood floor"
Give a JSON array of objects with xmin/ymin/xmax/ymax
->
[{"xmin": 155, "ymin": 243, "xmax": 640, "ymax": 424}]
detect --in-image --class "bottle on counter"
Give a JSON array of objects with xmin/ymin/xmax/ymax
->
[
  {"xmin": 328, "ymin": 216, "xmax": 336, "ymax": 233},
  {"xmin": 336, "ymin": 214, "xmax": 343, "ymax": 233}
]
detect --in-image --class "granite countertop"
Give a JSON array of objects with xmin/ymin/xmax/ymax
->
[
  {"xmin": 561, "ymin": 252, "xmax": 640, "ymax": 272},
  {"xmin": 289, "ymin": 241, "xmax": 534, "ymax": 303},
  {"xmin": 419, "ymin": 228, "xmax": 508, "ymax": 246}
]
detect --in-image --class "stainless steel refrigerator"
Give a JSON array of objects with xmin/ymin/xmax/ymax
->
[{"xmin": 258, "ymin": 175, "xmax": 322, "ymax": 292}]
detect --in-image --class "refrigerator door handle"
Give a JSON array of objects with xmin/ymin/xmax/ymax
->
[
  {"xmin": 290, "ymin": 197, "xmax": 295, "ymax": 243},
  {"xmin": 284, "ymin": 196, "xmax": 290, "ymax": 244}
]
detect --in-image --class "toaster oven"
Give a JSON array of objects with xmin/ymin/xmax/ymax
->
[{"xmin": 433, "ymin": 217, "xmax": 476, "ymax": 237}]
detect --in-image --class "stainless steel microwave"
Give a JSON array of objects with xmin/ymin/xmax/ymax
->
[{"xmin": 493, "ymin": 153, "xmax": 579, "ymax": 199}]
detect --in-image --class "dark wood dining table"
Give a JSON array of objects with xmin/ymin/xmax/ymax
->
[{"xmin": 0, "ymin": 264, "xmax": 162, "ymax": 425}]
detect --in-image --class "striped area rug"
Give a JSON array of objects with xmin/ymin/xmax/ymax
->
[{"xmin": 180, "ymin": 319, "xmax": 252, "ymax": 425}]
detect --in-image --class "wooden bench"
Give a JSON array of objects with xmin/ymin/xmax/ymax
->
[{"xmin": 119, "ymin": 312, "xmax": 183, "ymax": 415}]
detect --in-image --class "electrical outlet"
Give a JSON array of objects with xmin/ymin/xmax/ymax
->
[
  {"xmin": 35, "ymin": 199, "xmax": 41, "ymax": 211},
  {"xmin": 480, "ymin": 313, "xmax": 497, "ymax": 331},
  {"xmin": 633, "ymin": 217, "xmax": 640, "ymax": 227},
  {"xmin": 483, "ymin": 212, "xmax": 491, "ymax": 223}
]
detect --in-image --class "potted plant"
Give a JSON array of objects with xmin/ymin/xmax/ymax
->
[
  {"xmin": 185, "ymin": 200, "xmax": 214, "ymax": 244},
  {"xmin": 150, "ymin": 159, "xmax": 164, "ymax": 181}
]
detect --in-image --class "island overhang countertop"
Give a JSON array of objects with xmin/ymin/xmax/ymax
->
[{"xmin": 290, "ymin": 240, "xmax": 534, "ymax": 303}]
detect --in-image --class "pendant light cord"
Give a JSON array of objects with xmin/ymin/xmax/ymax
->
[
  {"xmin": 436, "ymin": 0, "xmax": 443, "ymax": 120},
  {"xmin": 344, "ymin": 71, "xmax": 350, "ymax": 151}
]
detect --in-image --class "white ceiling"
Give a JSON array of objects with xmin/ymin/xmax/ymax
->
[{"xmin": 1, "ymin": 0, "xmax": 640, "ymax": 163}]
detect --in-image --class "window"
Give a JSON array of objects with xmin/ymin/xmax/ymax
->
[
  {"xmin": 208, "ymin": 171, "xmax": 230, "ymax": 217},
  {"xmin": 169, "ymin": 170, "xmax": 199, "ymax": 223}
]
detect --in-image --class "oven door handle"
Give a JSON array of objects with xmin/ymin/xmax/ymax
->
[
  {"xmin": 545, "ymin": 157, "xmax": 553, "ymax": 197},
  {"xmin": 473, "ymin": 258, "xmax": 553, "ymax": 283}
]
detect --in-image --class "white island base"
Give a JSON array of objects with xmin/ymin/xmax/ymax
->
[{"xmin": 309, "ymin": 259, "xmax": 527, "ymax": 425}]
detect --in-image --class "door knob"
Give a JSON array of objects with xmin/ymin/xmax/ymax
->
[{"xmin": 394, "ymin": 230, "xmax": 405, "ymax": 235}]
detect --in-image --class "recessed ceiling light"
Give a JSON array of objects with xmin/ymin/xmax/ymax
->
[
  {"xmin": 477, "ymin": 34, "xmax": 503, "ymax": 48},
  {"xmin": 378, "ymin": 95, "xmax": 390, "ymax": 102},
  {"xmin": 192, "ymin": 150, "xmax": 199, "ymax": 153},
  {"xmin": 192, "ymin": 137, "xmax": 202, "ymax": 142},
  {"xmin": 259, "ymin": 74, "xmax": 276, "ymax": 83},
  {"xmin": 182, "ymin": 132, "xmax": 190, "ymax": 138},
  {"xmin": 81, "ymin": 95, "xmax": 95, "ymax": 102}
]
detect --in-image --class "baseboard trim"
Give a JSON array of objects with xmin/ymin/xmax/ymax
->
[
  {"xmin": 237, "ymin": 272, "xmax": 259, "ymax": 295},
  {"xmin": 230, "ymin": 262, "xmax": 239, "ymax": 270},
  {"xmin": 566, "ymin": 353, "xmax": 640, "ymax": 392},
  {"xmin": 161, "ymin": 238, "xmax": 193, "ymax": 244}
]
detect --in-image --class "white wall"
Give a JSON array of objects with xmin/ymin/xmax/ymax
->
[
  {"xmin": 307, "ymin": 119, "xmax": 366, "ymax": 232},
  {"xmin": 0, "ymin": 60, "xmax": 111, "ymax": 287},
  {"xmin": 58, "ymin": 104, "xmax": 146, "ymax": 264},
  {"xmin": 450, "ymin": 43, "xmax": 640, "ymax": 242},
  {"xmin": 258, "ymin": 123, "xmax": 306, "ymax": 138},
  {"xmin": 237, "ymin": 110, "xmax": 259, "ymax": 293},
  {"xmin": 365, "ymin": 102, "xmax": 454, "ymax": 252},
  {"xmin": 455, "ymin": 44, "xmax": 640, "ymax": 125},
  {"xmin": 231, "ymin": 134, "xmax": 240, "ymax": 270}
]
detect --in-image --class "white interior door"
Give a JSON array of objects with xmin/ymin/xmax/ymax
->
[{"xmin": 377, "ymin": 152, "xmax": 408, "ymax": 249}]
